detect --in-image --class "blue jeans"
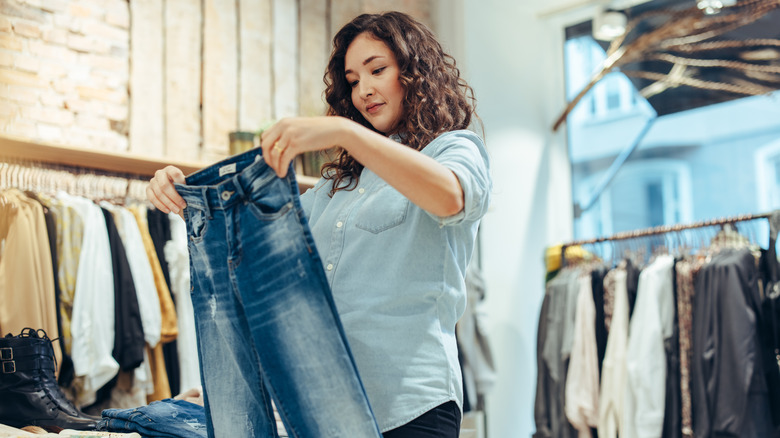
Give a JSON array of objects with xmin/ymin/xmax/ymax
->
[
  {"xmin": 175, "ymin": 149, "xmax": 381, "ymax": 438},
  {"xmin": 97, "ymin": 399, "xmax": 207, "ymax": 437}
]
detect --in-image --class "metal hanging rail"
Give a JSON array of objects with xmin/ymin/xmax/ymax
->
[{"xmin": 562, "ymin": 210, "xmax": 776, "ymax": 249}]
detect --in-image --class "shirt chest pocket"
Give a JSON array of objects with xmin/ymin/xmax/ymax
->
[{"xmin": 354, "ymin": 185, "xmax": 410, "ymax": 234}]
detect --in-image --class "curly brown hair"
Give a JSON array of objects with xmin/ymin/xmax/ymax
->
[{"xmin": 321, "ymin": 11, "xmax": 479, "ymax": 195}]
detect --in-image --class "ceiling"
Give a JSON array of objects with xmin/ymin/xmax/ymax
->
[{"xmin": 573, "ymin": 0, "xmax": 780, "ymax": 117}]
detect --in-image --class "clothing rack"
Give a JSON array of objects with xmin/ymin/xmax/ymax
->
[
  {"xmin": 560, "ymin": 211, "xmax": 779, "ymax": 266},
  {"xmin": 0, "ymin": 160, "xmax": 150, "ymax": 202}
]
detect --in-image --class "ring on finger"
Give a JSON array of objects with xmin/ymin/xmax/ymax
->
[{"xmin": 273, "ymin": 141, "xmax": 284, "ymax": 153}]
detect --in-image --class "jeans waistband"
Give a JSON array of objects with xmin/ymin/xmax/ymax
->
[{"xmin": 175, "ymin": 148, "xmax": 282, "ymax": 215}]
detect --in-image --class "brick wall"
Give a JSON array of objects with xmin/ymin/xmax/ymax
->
[
  {"xmin": 0, "ymin": 0, "xmax": 130, "ymax": 152},
  {"xmin": 0, "ymin": 0, "xmax": 434, "ymax": 163}
]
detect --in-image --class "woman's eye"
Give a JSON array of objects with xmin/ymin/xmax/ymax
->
[
  {"xmin": 373, "ymin": 67, "xmax": 386, "ymax": 75},
  {"xmin": 349, "ymin": 80, "xmax": 358, "ymax": 88}
]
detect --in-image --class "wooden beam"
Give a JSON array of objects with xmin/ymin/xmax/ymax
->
[
  {"xmin": 0, "ymin": 135, "xmax": 206, "ymax": 177},
  {"xmin": 0, "ymin": 135, "xmax": 317, "ymax": 191}
]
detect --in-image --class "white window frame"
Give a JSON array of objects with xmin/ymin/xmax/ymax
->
[
  {"xmin": 755, "ymin": 139, "xmax": 780, "ymax": 212},
  {"xmin": 575, "ymin": 159, "xmax": 694, "ymax": 238}
]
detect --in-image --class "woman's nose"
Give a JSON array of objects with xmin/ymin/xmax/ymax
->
[{"xmin": 358, "ymin": 80, "xmax": 374, "ymax": 98}]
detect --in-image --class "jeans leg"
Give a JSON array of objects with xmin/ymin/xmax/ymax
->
[
  {"xmin": 186, "ymin": 206, "xmax": 278, "ymax": 438},
  {"xmin": 227, "ymin": 175, "xmax": 381, "ymax": 437}
]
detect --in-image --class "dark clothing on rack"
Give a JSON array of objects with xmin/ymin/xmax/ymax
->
[
  {"xmin": 625, "ymin": 259, "xmax": 641, "ymax": 320},
  {"xmin": 534, "ymin": 284, "xmax": 553, "ymax": 438},
  {"xmin": 662, "ymin": 260, "xmax": 682, "ymax": 438},
  {"xmin": 147, "ymin": 208, "xmax": 173, "ymax": 290},
  {"xmin": 534, "ymin": 269, "xmax": 579, "ymax": 438},
  {"xmin": 102, "ymin": 208, "xmax": 145, "ymax": 371},
  {"xmin": 591, "ymin": 267, "xmax": 608, "ymax": 379},
  {"xmin": 759, "ymin": 236, "xmax": 780, "ymax": 432},
  {"xmin": 692, "ymin": 248, "xmax": 775, "ymax": 438}
]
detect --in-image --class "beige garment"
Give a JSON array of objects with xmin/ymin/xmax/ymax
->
[
  {"xmin": 565, "ymin": 273, "xmax": 600, "ymax": 438},
  {"xmin": 145, "ymin": 343, "xmax": 172, "ymax": 403},
  {"xmin": 0, "ymin": 189, "xmax": 62, "ymax": 372},
  {"xmin": 598, "ymin": 268, "xmax": 629, "ymax": 438},
  {"xmin": 128, "ymin": 205, "xmax": 177, "ymax": 403}
]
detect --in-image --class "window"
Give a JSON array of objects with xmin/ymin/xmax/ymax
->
[
  {"xmin": 564, "ymin": 4, "xmax": 780, "ymax": 241},
  {"xmin": 755, "ymin": 140, "xmax": 780, "ymax": 212},
  {"xmin": 575, "ymin": 160, "xmax": 693, "ymax": 238}
]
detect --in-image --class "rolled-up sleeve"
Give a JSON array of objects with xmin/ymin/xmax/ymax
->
[{"xmin": 423, "ymin": 130, "xmax": 491, "ymax": 226}]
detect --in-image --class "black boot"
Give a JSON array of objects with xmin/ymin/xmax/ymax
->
[{"xmin": 0, "ymin": 328, "xmax": 98, "ymax": 430}]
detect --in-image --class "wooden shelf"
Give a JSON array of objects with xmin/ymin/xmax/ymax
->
[
  {"xmin": 0, "ymin": 135, "xmax": 206, "ymax": 176},
  {"xmin": 0, "ymin": 135, "xmax": 317, "ymax": 190}
]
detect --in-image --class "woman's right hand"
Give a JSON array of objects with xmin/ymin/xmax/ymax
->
[{"xmin": 147, "ymin": 165, "xmax": 187, "ymax": 215}]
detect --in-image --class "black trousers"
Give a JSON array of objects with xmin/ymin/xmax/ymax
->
[{"xmin": 382, "ymin": 401, "xmax": 461, "ymax": 438}]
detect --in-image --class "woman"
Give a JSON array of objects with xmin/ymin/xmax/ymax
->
[{"xmin": 148, "ymin": 11, "xmax": 491, "ymax": 438}]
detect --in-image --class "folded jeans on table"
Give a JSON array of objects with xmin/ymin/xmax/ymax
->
[{"xmin": 96, "ymin": 398, "xmax": 206, "ymax": 438}]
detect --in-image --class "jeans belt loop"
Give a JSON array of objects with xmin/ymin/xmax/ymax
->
[
  {"xmin": 233, "ymin": 174, "xmax": 246, "ymax": 199},
  {"xmin": 202, "ymin": 187, "xmax": 213, "ymax": 219}
]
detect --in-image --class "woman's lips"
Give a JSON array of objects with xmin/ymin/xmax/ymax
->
[{"xmin": 366, "ymin": 103, "xmax": 384, "ymax": 114}]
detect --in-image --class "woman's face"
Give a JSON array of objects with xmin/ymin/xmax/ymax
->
[{"xmin": 344, "ymin": 32, "xmax": 405, "ymax": 135}]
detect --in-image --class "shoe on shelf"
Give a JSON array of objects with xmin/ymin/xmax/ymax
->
[{"xmin": 0, "ymin": 328, "xmax": 97, "ymax": 431}]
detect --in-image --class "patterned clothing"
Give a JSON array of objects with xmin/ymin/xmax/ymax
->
[
  {"xmin": 602, "ymin": 267, "xmax": 618, "ymax": 333},
  {"xmin": 39, "ymin": 193, "xmax": 85, "ymax": 356},
  {"xmin": 675, "ymin": 256, "xmax": 705, "ymax": 438}
]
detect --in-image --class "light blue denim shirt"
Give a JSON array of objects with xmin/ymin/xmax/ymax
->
[{"xmin": 299, "ymin": 129, "xmax": 491, "ymax": 432}]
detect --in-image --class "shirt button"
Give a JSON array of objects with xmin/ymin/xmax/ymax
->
[
  {"xmin": 221, "ymin": 191, "xmax": 231, "ymax": 200},
  {"xmin": 326, "ymin": 264, "xmax": 334, "ymax": 271},
  {"xmin": 358, "ymin": 188, "xmax": 365, "ymax": 194},
  {"xmin": 336, "ymin": 221, "xmax": 343, "ymax": 228}
]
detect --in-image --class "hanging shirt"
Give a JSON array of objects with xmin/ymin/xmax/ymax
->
[
  {"xmin": 692, "ymin": 248, "xmax": 775, "ymax": 437},
  {"xmin": 535, "ymin": 267, "xmax": 580, "ymax": 438},
  {"xmin": 565, "ymin": 272, "xmax": 600, "ymax": 438},
  {"xmin": 128, "ymin": 205, "xmax": 177, "ymax": 403},
  {"xmin": 457, "ymin": 261, "xmax": 496, "ymax": 411},
  {"xmin": 622, "ymin": 255, "xmax": 675, "ymax": 438},
  {"xmin": 58, "ymin": 191, "xmax": 118, "ymax": 407},
  {"xmin": 299, "ymin": 130, "xmax": 491, "ymax": 432},
  {"xmin": 598, "ymin": 267, "xmax": 628, "ymax": 438},
  {"xmin": 0, "ymin": 189, "xmax": 61, "ymax": 368},
  {"xmin": 36, "ymin": 193, "xmax": 84, "ymax": 359}
]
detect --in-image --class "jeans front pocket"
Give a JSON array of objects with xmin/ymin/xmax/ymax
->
[
  {"xmin": 246, "ymin": 178, "xmax": 295, "ymax": 221},
  {"xmin": 354, "ymin": 184, "xmax": 410, "ymax": 234},
  {"xmin": 186, "ymin": 207, "xmax": 209, "ymax": 242}
]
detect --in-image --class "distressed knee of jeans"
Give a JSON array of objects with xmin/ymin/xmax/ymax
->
[
  {"xmin": 208, "ymin": 295, "xmax": 217, "ymax": 319},
  {"xmin": 244, "ymin": 414, "xmax": 253, "ymax": 436}
]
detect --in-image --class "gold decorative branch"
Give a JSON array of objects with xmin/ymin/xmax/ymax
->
[{"xmin": 552, "ymin": 0, "xmax": 780, "ymax": 132}]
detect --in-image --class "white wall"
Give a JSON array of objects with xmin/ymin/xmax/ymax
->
[{"xmin": 436, "ymin": 1, "xmax": 598, "ymax": 436}]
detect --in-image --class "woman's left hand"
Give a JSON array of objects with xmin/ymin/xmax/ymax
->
[{"xmin": 260, "ymin": 116, "xmax": 351, "ymax": 178}]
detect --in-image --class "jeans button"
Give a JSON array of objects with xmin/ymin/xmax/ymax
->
[{"xmin": 222, "ymin": 191, "xmax": 232, "ymax": 201}]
